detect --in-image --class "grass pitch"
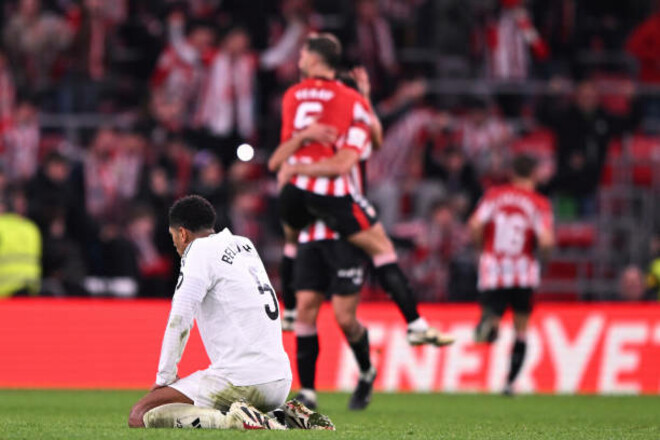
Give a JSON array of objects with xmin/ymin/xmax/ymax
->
[{"xmin": 0, "ymin": 390, "xmax": 658, "ymax": 439}]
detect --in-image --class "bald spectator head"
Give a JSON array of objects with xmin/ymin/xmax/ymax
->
[{"xmin": 618, "ymin": 265, "xmax": 647, "ymax": 301}]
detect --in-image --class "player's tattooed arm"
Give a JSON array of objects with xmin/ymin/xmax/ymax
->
[{"xmin": 268, "ymin": 123, "xmax": 338, "ymax": 172}]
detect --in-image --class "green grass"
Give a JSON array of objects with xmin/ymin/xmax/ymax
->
[{"xmin": 0, "ymin": 390, "xmax": 658, "ymax": 439}]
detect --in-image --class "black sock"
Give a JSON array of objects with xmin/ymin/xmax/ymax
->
[
  {"xmin": 280, "ymin": 255, "xmax": 296, "ymax": 311},
  {"xmin": 296, "ymin": 334, "xmax": 319, "ymax": 390},
  {"xmin": 507, "ymin": 339, "xmax": 527, "ymax": 385},
  {"xmin": 374, "ymin": 263, "xmax": 420, "ymax": 323},
  {"xmin": 348, "ymin": 329, "xmax": 371, "ymax": 373}
]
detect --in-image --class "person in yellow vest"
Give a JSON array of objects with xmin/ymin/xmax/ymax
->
[
  {"xmin": 647, "ymin": 234, "xmax": 660, "ymax": 301},
  {"xmin": 0, "ymin": 187, "xmax": 42, "ymax": 297}
]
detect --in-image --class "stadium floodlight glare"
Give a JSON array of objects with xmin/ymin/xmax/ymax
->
[{"xmin": 237, "ymin": 143, "xmax": 255, "ymax": 162}]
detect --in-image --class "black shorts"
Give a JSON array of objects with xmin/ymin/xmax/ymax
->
[
  {"xmin": 279, "ymin": 183, "xmax": 377, "ymax": 236},
  {"xmin": 292, "ymin": 239, "xmax": 368, "ymax": 297},
  {"xmin": 480, "ymin": 287, "xmax": 534, "ymax": 316}
]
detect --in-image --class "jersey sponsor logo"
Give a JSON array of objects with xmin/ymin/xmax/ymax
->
[{"xmin": 337, "ymin": 267, "xmax": 364, "ymax": 285}]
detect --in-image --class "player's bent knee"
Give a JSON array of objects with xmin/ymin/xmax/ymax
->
[{"xmin": 336, "ymin": 315, "xmax": 360, "ymax": 338}]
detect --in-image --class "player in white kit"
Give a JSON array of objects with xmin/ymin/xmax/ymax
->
[{"xmin": 128, "ymin": 195, "xmax": 333, "ymax": 430}]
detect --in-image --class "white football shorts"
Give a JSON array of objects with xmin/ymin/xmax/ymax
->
[{"xmin": 170, "ymin": 369, "xmax": 291, "ymax": 412}]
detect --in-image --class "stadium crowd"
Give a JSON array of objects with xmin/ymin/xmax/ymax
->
[{"xmin": 0, "ymin": 0, "xmax": 659, "ymax": 301}]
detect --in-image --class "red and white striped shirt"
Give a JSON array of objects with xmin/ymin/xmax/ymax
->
[
  {"xmin": 470, "ymin": 184, "xmax": 553, "ymax": 290},
  {"xmin": 4, "ymin": 123, "xmax": 40, "ymax": 183},
  {"xmin": 299, "ymin": 142, "xmax": 374, "ymax": 244},
  {"xmin": 150, "ymin": 42, "xmax": 205, "ymax": 125},
  {"xmin": 486, "ymin": 8, "xmax": 548, "ymax": 81},
  {"xmin": 367, "ymin": 108, "xmax": 434, "ymax": 184},
  {"xmin": 281, "ymin": 78, "xmax": 371, "ymax": 197},
  {"xmin": 195, "ymin": 50, "xmax": 257, "ymax": 138}
]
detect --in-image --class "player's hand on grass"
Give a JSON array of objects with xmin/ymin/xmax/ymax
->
[{"xmin": 302, "ymin": 123, "xmax": 337, "ymax": 145}]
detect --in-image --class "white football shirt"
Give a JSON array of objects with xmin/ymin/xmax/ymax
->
[{"xmin": 156, "ymin": 228, "xmax": 292, "ymax": 387}]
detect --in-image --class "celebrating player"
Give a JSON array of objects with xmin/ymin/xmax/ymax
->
[
  {"xmin": 271, "ymin": 33, "xmax": 453, "ymax": 347},
  {"xmin": 127, "ymin": 195, "xmax": 333, "ymax": 430},
  {"xmin": 468, "ymin": 155, "xmax": 555, "ymax": 395}
]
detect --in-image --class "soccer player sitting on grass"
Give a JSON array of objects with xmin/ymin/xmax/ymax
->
[{"xmin": 128, "ymin": 195, "xmax": 333, "ymax": 430}]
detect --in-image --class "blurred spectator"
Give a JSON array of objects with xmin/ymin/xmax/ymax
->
[
  {"xmin": 646, "ymin": 234, "xmax": 660, "ymax": 301},
  {"xmin": 368, "ymin": 105, "xmax": 436, "ymax": 229},
  {"xmin": 3, "ymin": 97, "xmax": 40, "ymax": 184},
  {"xmin": 126, "ymin": 204, "xmax": 172, "ymax": 297},
  {"xmin": 626, "ymin": 6, "xmax": 660, "ymax": 119},
  {"xmin": 229, "ymin": 185, "xmax": 264, "ymax": 244},
  {"xmin": 40, "ymin": 207, "xmax": 87, "ymax": 297},
  {"xmin": 83, "ymin": 127, "xmax": 121, "ymax": 221},
  {"xmin": 485, "ymin": 0, "xmax": 549, "ymax": 116},
  {"xmin": 485, "ymin": 0, "xmax": 549, "ymax": 82},
  {"xmin": 191, "ymin": 152, "xmax": 232, "ymax": 230},
  {"xmin": 26, "ymin": 151, "xmax": 82, "ymax": 237},
  {"xmin": 0, "ymin": 50, "xmax": 16, "ymax": 144},
  {"xmin": 532, "ymin": 0, "xmax": 578, "ymax": 72},
  {"xmin": 3, "ymin": 0, "xmax": 73, "ymax": 94},
  {"xmin": 59, "ymin": 0, "xmax": 114, "ymax": 113},
  {"xmin": 537, "ymin": 79, "xmax": 641, "ymax": 217},
  {"xmin": 0, "ymin": 185, "xmax": 42, "ymax": 297},
  {"xmin": 422, "ymin": 145, "xmax": 483, "ymax": 218},
  {"xmin": 348, "ymin": 0, "xmax": 398, "ymax": 100},
  {"xmin": 193, "ymin": 26, "xmax": 257, "ymax": 167},
  {"xmin": 393, "ymin": 200, "xmax": 472, "ymax": 301},
  {"xmin": 260, "ymin": 0, "xmax": 317, "ymax": 84},
  {"xmin": 150, "ymin": 19, "xmax": 215, "ymax": 130},
  {"xmin": 618, "ymin": 265, "xmax": 655, "ymax": 301},
  {"xmin": 115, "ymin": 131, "xmax": 147, "ymax": 203},
  {"xmin": 157, "ymin": 136, "xmax": 194, "ymax": 198},
  {"xmin": 626, "ymin": 7, "xmax": 660, "ymax": 85},
  {"xmin": 454, "ymin": 97, "xmax": 513, "ymax": 178}
]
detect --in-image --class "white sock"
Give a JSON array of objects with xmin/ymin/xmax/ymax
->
[
  {"xmin": 143, "ymin": 403, "xmax": 239, "ymax": 429},
  {"xmin": 359, "ymin": 366, "xmax": 377, "ymax": 382},
  {"xmin": 407, "ymin": 317, "xmax": 429, "ymax": 332}
]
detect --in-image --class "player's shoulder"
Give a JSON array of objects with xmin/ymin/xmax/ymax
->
[
  {"xmin": 184, "ymin": 230, "xmax": 231, "ymax": 259},
  {"xmin": 531, "ymin": 191, "xmax": 552, "ymax": 212},
  {"xmin": 338, "ymin": 82, "xmax": 368, "ymax": 106},
  {"xmin": 481, "ymin": 185, "xmax": 506, "ymax": 201}
]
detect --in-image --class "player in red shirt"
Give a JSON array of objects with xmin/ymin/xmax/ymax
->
[
  {"xmin": 270, "ymin": 34, "xmax": 453, "ymax": 348},
  {"xmin": 468, "ymin": 154, "xmax": 555, "ymax": 395}
]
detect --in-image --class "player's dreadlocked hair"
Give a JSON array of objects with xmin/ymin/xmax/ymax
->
[
  {"xmin": 169, "ymin": 195, "xmax": 216, "ymax": 232},
  {"xmin": 511, "ymin": 154, "xmax": 538, "ymax": 179},
  {"xmin": 305, "ymin": 33, "xmax": 342, "ymax": 70}
]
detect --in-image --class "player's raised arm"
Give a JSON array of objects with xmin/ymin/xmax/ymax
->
[{"xmin": 350, "ymin": 66, "xmax": 383, "ymax": 151}]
